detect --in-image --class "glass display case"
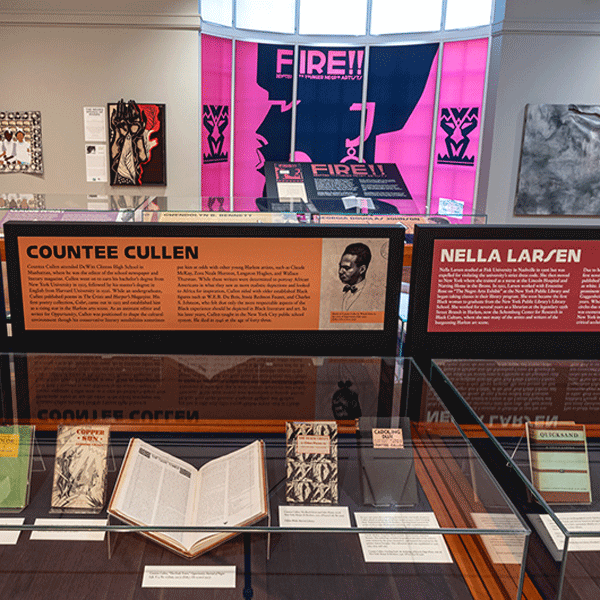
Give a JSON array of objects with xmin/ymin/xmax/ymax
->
[
  {"xmin": 0, "ymin": 194, "xmax": 488, "ymax": 234},
  {"xmin": 431, "ymin": 358, "xmax": 600, "ymax": 600},
  {"xmin": 0, "ymin": 353, "xmax": 527, "ymax": 599}
]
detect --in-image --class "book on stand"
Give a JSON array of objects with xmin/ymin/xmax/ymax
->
[
  {"xmin": 526, "ymin": 421, "xmax": 591, "ymax": 504},
  {"xmin": 357, "ymin": 417, "xmax": 417, "ymax": 507},
  {"xmin": 108, "ymin": 438, "xmax": 268, "ymax": 558},
  {"xmin": 51, "ymin": 425, "xmax": 110, "ymax": 513},
  {"xmin": 285, "ymin": 421, "xmax": 338, "ymax": 503},
  {"xmin": 0, "ymin": 424, "xmax": 35, "ymax": 512}
]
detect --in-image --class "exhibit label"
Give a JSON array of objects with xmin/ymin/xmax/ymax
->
[
  {"xmin": 428, "ymin": 239, "xmax": 600, "ymax": 332},
  {"xmin": 18, "ymin": 235, "xmax": 388, "ymax": 331}
]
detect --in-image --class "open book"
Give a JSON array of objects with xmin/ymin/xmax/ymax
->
[{"xmin": 108, "ymin": 438, "xmax": 268, "ymax": 558}]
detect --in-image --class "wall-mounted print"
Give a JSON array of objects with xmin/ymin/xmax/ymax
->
[
  {"xmin": 515, "ymin": 104, "xmax": 600, "ymax": 216},
  {"xmin": 108, "ymin": 100, "xmax": 166, "ymax": 186},
  {"xmin": 0, "ymin": 111, "xmax": 43, "ymax": 174}
]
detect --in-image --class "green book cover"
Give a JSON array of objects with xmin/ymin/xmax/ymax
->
[{"xmin": 0, "ymin": 425, "xmax": 35, "ymax": 511}]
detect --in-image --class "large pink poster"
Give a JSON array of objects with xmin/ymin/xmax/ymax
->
[
  {"xmin": 430, "ymin": 38, "xmax": 489, "ymax": 220},
  {"xmin": 201, "ymin": 35, "xmax": 232, "ymax": 210}
]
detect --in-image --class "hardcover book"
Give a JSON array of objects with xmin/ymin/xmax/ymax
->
[
  {"xmin": 108, "ymin": 438, "xmax": 268, "ymax": 558},
  {"xmin": 285, "ymin": 421, "xmax": 338, "ymax": 504},
  {"xmin": 51, "ymin": 425, "xmax": 110, "ymax": 513},
  {"xmin": 526, "ymin": 421, "xmax": 592, "ymax": 504},
  {"xmin": 0, "ymin": 425, "xmax": 35, "ymax": 512}
]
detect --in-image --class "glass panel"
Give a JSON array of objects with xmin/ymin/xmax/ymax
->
[
  {"xmin": 371, "ymin": 0, "xmax": 443, "ymax": 34},
  {"xmin": 234, "ymin": 41, "xmax": 294, "ymax": 208},
  {"xmin": 445, "ymin": 0, "xmax": 493, "ymax": 30},
  {"xmin": 299, "ymin": 0, "xmax": 368, "ymax": 35},
  {"xmin": 430, "ymin": 38, "xmax": 488, "ymax": 221},
  {"xmin": 236, "ymin": 0, "xmax": 296, "ymax": 33},
  {"xmin": 200, "ymin": 0, "xmax": 233, "ymax": 26},
  {"xmin": 0, "ymin": 353, "xmax": 527, "ymax": 599},
  {"xmin": 432, "ymin": 358, "xmax": 600, "ymax": 600},
  {"xmin": 201, "ymin": 35, "xmax": 233, "ymax": 208},
  {"xmin": 294, "ymin": 45, "xmax": 364, "ymax": 165}
]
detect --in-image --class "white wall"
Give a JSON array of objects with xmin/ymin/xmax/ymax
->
[
  {"xmin": 0, "ymin": 2, "xmax": 199, "ymax": 199},
  {"xmin": 478, "ymin": 0, "xmax": 600, "ymax": 224}
]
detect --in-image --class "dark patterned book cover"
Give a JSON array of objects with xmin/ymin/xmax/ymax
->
[
  {"xmin": 51, "ymin": 425, "xmax": 110, "ymax": 513},
  {"xmin": 285, "ymin": 421, "xmax": 338, "ymax": 504}
]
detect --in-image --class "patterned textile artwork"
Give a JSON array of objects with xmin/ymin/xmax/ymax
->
[{"xmin": 0, "ymin": 111, "xmax": 43, "ymax": 174}]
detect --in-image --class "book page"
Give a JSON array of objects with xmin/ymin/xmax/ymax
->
[
  {"xmin": 113, "ymin": 439, "xmax": 197, "ymax": 546},
  {"xmin": 193, "ymin": 441, "xmax": 264, "ymax": 544}
]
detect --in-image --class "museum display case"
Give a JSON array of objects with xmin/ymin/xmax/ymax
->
[
  {"xmin": 431, "ymin": 358, "xmax": 600, "ymax": 600},
  {"xmin": 0, "ymin": 353, "xmax": 528, "ymax": 599}
]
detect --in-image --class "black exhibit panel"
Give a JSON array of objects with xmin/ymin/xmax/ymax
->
[
  {"xmin": 405, "ymin": 224, "xmax": 600, "ymax": 369},
  {"xmin": 4, "ymin": 221, "xmax": 403, "ymax": 355}
]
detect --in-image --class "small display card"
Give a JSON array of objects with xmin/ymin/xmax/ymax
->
[
  {"xmin": 372, "ymin": 428, "xmax": 404, "ymax": 449},
  {"xmin": 30, "ymin": 518, "xmax": 107, "ymax": 541},
  {"xmin": 471, "ymin": 513, "xmax": 527, "ymax": 564},
  {"xmin": 279, "ymin": 505, "xmax": 351, "ymax": 528},
  {"xmin": 142, "ymin": 566, "xmax": 236, "ymax": 588},
  {"xmin": 0, "ymin": 518, "xmax": 25, "ymax": 544},
  {"xmin": 539, "ymin": 512, "xmax": 600, "ymax": 552},
  {"xmin": 354, "ymin": 512, "xmax": 452, "ymax": 563}
]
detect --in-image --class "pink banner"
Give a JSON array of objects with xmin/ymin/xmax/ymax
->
[
  {"xmin": 234, "ymin": 41, "xmax": 273, "ymax": 210},
  {"xmin": 201, "ymin": 35, "xmax": 232, "ymax": 210},
  {"xmin": 430, "ymin": 38, "xmax": 489, "ymax": 220},
  {"xmin": 373, "ymin": 52, "xmax": 438, "ymax": 214}
]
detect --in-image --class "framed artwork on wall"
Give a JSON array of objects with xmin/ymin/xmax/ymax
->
[
  {"xmin": 0, "ymin": 111, "xmax": 43, "ymax": 174},
  {"xmin": 515, "ymin": 104, "xmax": 600, "ymax": 216},
  {"xmin": 108, "ymin": 100, "xmax": 166, "ymax": 186}
]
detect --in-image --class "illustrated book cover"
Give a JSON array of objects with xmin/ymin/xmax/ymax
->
[
  {"xmin": 51, "ymin": 425, "xmax": 110, "ymax": 513},
  {"xmin": 108, "ymin": 438, "xmax": 268, "ymax": 558},
  {"xmin": 285, "ymin": 421, "xmax": 338, "ymax": 504},
  {"xmin": 526, "ymin": 421, "xmax": 592, "ymax": 504},
  {"xmin": 0, "ymin": 424, "xmax": 35, "ymax": 512}
]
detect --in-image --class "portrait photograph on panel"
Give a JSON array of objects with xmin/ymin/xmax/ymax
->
[{"xmin": 319, "ymin": 237, "xmax": 389, "ymax": 330}]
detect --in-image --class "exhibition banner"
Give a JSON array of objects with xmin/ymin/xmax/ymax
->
[
  {"xmin": 231, "ymin": 40, "xmax": 438, "ymax": 212},
  {"xmin": 201, "ymin": 35, "xmax": 232, "ymax": 208},
  {"xmin": 430, "ymin": 38, "xmax": 489, "ymax": 219},
  {"xmin": 6, "ymin": 223, "xmax": 402, "ymax": 355}
]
